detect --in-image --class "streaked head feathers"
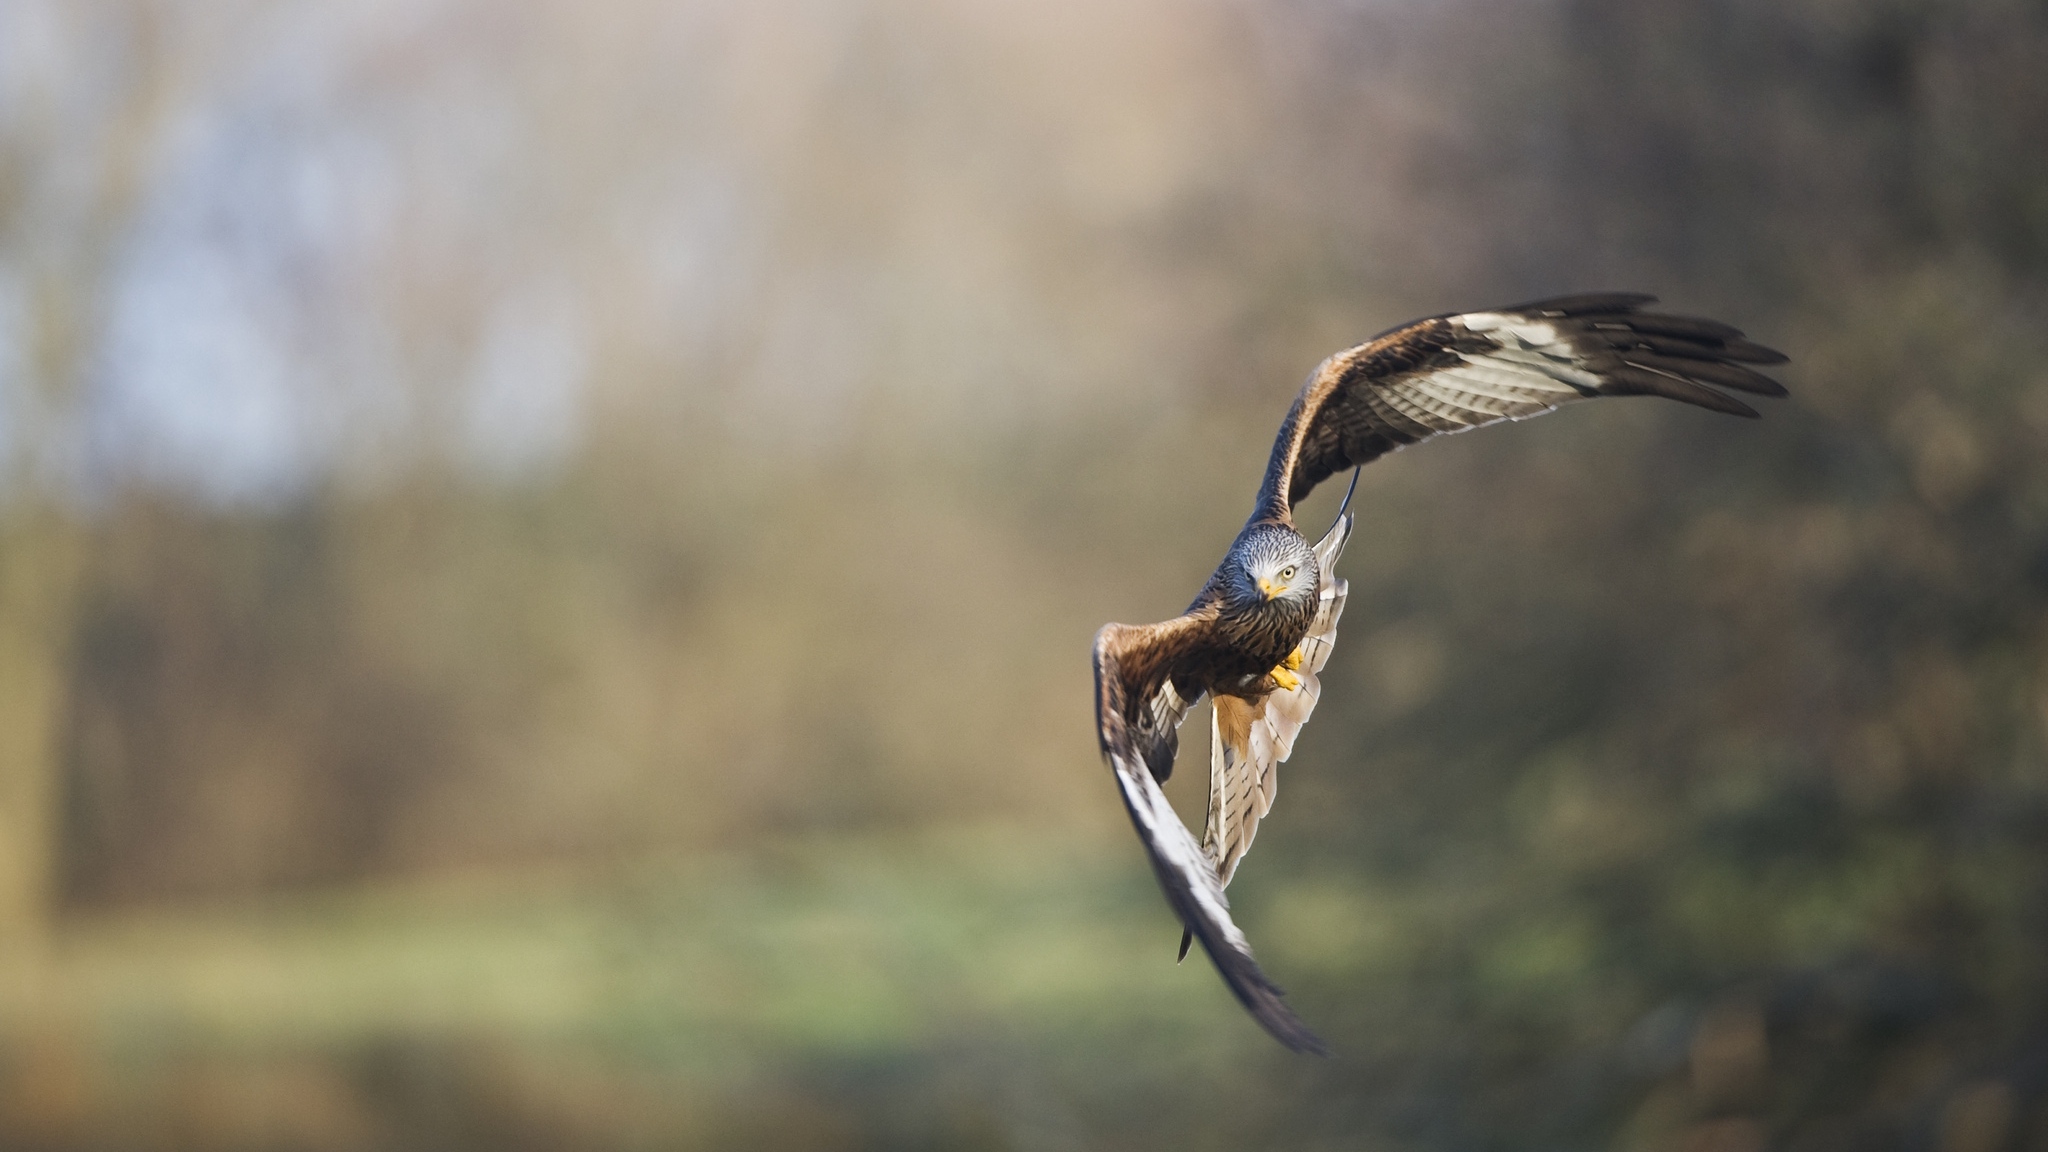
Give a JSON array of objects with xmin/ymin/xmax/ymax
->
[{"xmin": 1230, "ymin": 524, "xmax": 1317, "ymax": 607}]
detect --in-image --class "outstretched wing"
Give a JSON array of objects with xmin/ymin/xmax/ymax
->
[
  {"xmin": 1202, "ymin": 511, "xmax": 1352, "ymax": 889},
  {"xmin": 1093, "ymin": 617, "xmax": 1329, "ymax": 1055},
  {"xmin": 1253, "ymin": 294, "xmax": 1788, "ymax": 519}
]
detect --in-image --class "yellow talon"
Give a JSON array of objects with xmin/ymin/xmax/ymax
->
[
  {"xmin": 1270, "ymin": 665, "xmax": 1303, "ymax": 692},
  {"xmin": 1284, "ymin": 647, "xmax": 1304, "ymax": 671}
]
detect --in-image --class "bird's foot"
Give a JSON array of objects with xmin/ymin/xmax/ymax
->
[
  {"xmin": 1283, "ymin": 646, "xmax": 1304, "ymax": 672},
  {"xmin": 1268, "ymin": 655, "xmax": 1304, "ymax": 693}
]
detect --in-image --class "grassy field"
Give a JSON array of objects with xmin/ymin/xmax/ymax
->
[{"xmin": 3, "ymin": 822, "xmax": 1347, "ymax": 1148}]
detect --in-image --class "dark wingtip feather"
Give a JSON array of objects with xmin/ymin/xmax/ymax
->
[
  {"xmin": 1239, "ymin": 983, "xmax": 1332, "ymax": 1056},
  {"xmin": 1605, "ymin": 314, "xmax": 1743, "ymax": 341},
  {"xmin": 1178, "ymin": 928, "xmax": 1194, "ymax": 963},
  {"xmin": 1186, "ymin": 928, "xmax": 1332, "ymax": 1055},
  {"xmin": 1604, "ymin": 365, "xmax": 1763, "ymax": 418},
  {"xmin": 1283, "ymin": 1024, "xmax": 1333, "ymax": 1057},
  {"xmin": 1507, "ymin": 291, "xmax": 1658, "ymax": 316},
  {"xmin": 1621, "ymin": 353, "xmax": 1788, "ymax": 398},
  {"xmin": 1721, "ymin": 340, "xmax": 1789, "ymax": 365}
]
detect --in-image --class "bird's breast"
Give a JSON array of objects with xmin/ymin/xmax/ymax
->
[{"xmin": 1203, "ymin": 598, "xmax": 1314, "ymax": 695}]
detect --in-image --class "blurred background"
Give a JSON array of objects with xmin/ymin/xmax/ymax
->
[{"xmin": 2, "ymin": 0, "xmax": 2047, "ymax": 1147}]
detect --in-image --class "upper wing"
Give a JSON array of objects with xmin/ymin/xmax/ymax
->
[
  {"xmin": 1203, "ymin": 512, "xmax": 1352, "ymax": 888},
  {"xmin": 1252, "ymin": 293, "xmax": 1788, "ymax": 519},
  {"xmin": 1093, "ymin": 617, "xmax": 1329, "ymax": 1055}
]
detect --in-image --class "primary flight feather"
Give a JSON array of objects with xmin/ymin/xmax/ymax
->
[{"xmin": 1091, "ymin": 293, "xmax": 1786, "ymax": 1055}]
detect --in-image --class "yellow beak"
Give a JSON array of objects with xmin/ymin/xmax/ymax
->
[{"xmin": 1257, "ymin": 577, "xmax": 1281, "ymax": 600}]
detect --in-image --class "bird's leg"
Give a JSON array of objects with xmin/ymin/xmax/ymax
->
[{"xmin": 1268, "ymin": 647, "xmax": 1305, "ymax": 692}]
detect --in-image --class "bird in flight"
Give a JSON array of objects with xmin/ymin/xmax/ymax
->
[{"xmin": 1090, "ymin": 293, "xmax": 1786, "ymax": 1054}]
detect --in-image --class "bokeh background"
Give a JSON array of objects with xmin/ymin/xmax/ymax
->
[{"xmin": 3, "ymin": 0, "xmax": 2047, "ymax": 1148}]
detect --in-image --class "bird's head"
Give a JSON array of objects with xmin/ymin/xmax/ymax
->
[{"xmin": 1230, "ymin": 525, "xmax": 1317, "ymax": 610}]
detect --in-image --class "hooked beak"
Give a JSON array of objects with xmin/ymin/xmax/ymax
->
[{"xmin": 1257, "ymin": 577, "xmax": 1281, "ymax": 600}]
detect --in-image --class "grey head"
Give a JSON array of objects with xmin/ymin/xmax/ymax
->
[{"xmin": 1220, "ymin": 522, "xmax": 1318, "ymax": 612}]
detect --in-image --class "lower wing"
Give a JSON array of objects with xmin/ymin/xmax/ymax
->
[{"xmin": 1093, "ymin": 620, "xmax": 1329, "ymax": 1055}]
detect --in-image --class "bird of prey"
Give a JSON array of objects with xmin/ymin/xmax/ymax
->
[{"xmin": 1091, "ymin": 293, "xmax": 1786, "ymax": 1054}]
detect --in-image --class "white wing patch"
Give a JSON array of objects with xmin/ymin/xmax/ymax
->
[
  {"xmin": 1370, "ymin": 312, "xmax": 1609, "ymax": 438},
  {"xmin": 1110, "ymin": 740, "xmax": 1252, "ymax": 954},
  {"xmin": 1147, "ymin": 678, "xmax": 1200, "ymax": 745},
  {"xmin": 1202, "ymin": 513, "xmax": 1352, "ymax": 887},
  {"xmin": 1456, "ymin": 312, "xmax": 1562, "ymax": 345}
]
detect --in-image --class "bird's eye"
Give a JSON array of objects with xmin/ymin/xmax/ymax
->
[{"xmin": 1279, "ymin": 566, "xmax": 1296, "ymax": 581}]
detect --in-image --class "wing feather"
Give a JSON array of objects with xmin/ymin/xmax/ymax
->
[
  {"xmin": 1252, "ymin": 295, "xmax": 1787, "ymax": 518},
  {"xmin": 1201, "ymin": 512, "xmax": 1352, "ymax": 888},
  {"xmin": 1093, "ymin": 618, "xmax": 1328, "ymax": 1055}
]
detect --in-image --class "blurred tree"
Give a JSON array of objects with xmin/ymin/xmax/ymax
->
[{"xmin": 0, "ymin": 1, "xmax": 195, "ymax": 940}]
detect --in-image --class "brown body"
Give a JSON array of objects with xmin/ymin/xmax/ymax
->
[
  {"xmin": 1183, "ymin": 545, "xmax": 1321, "ymax": 701},
  {"xmin": 1108, "ymin": 562, "xmax": 1316, "ymax": 722}
]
